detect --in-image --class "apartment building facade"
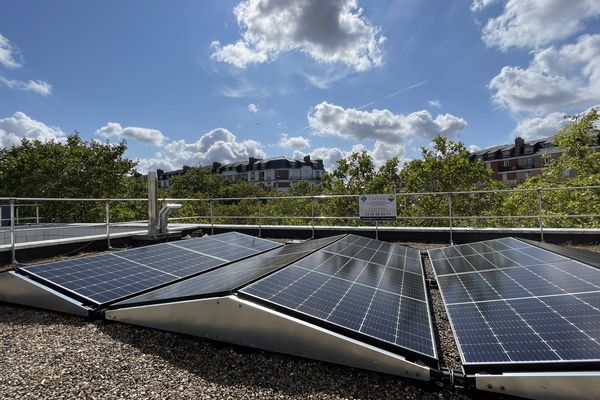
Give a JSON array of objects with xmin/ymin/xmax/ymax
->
[
  {"xmin": 470, "ymin": 135, "xmax": 600, "ymax": 186},
  {"xmin": 213, "ymin": 155, "xmax": 325, "ymax": 192}
]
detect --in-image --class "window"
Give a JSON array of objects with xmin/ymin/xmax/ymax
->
[
  {"xmin": 250, "ymin": 172, "xmax": 255, "ymax": 180},
  {"xmin": 503, "ymin": 160, "xmax": 509, "ymax": 167},
  {"xmin": 526, "ymin": 158, "xmax": 533, "ymax": 168},
  {"xmin": 524, "ymin": 146, "xmax": 533, "ymax": 155},
  {"xmin": 502, "ymin": 150, "xmax": 511, "ymax": 158}
]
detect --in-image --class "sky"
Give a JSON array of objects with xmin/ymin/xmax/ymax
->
[{"xmin": 1, "ymin": 0, "xmax": 599, "ymax": 172}]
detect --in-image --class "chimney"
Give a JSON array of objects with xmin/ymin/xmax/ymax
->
[
  {"xmin": 316, "ymin": 159, "xmax": 324, "ymax": 169},
  {"xmin": 156, "ymin": 169, "xmax": 164, "ymax": 177},
  {"xmin": 514, "ymin": 137, "xmax": 525, "ymax": 156},
  {"xmin": 212, "ymin": 161, "xmax": 221, "ymax": 173},
  {"xmin": 303, "ymin": 155, "xmax": 311, "ymax": 165}
]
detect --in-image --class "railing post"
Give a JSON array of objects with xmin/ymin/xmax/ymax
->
[
  {"xmin": 257, "ymin": 198, "xmax": 262, "ymax": 238},
  {"xmin": 311, "ymin": 196, "xmax": 315, "ymax": 239},
  {"xmin": 375, "ymin": 220, "xmax": 379, "ymax": 241},
  {"xmin": 10, "ymin": 198, "xmax": 16, "ymax": 264},
  {"xmin": 15, "ymin": 207, "xmax": 19, "ymax": 225},
  {"xmin": 35, "ymin": 205, "xmax": 40, "ymax": 224},
  {"xmin": 209, "ymin": 199, "xmax": 214, "ymax": 236},
  {"xmin": 105, "ymin": 200, "xmax": 111, "ymax": 250},
  {"xmin": 537, "ymin": 189, "xmax": 544, "ymax": 242},
  {"xmin": 448, "ymin": 193, "xmax": 454, "ymax": 245}
]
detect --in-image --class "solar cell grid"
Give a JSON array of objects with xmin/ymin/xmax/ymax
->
[
  {"xmin": 241, "ymin": 235, "xmax": 437, "ymax": 359},
  {"xmin": 113, "ymin": 235, "xmax": 344, "ymax": 307},
  {"xmin": 21, "ymin": 232, "xmax": 281, "ymax": 306},
  {"xmin": 429, "ymin": 237, "xmax": 600, "ymax": 367}
]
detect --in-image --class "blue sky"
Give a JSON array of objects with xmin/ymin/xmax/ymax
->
[{"xmin": 1, "ymin": 0, "xmax": 599, "ymax": 172}]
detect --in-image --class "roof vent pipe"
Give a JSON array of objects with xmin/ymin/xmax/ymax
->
[
  {"xmin": 147, "ymin": 172, "xmax": 159, "ymax": 234},
  {"xmin": 159, "ymin": 204, "xmax": 182, "ymax": 233}
]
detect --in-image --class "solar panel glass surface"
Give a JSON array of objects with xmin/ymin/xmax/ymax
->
[
  {"xmin": 112, "ymin": 235, "xmax": 344, "ymax": 307},
  {"xmin": 20, "ymin": 233, "xmax": 281, "ymax": 305},
  {"xmin": 429, "ymin": 237, "xmax": 600, "ymax": 367},
  {"xmin": 240, "ymin": 234, "xmax": 437, "ymax": 360}
]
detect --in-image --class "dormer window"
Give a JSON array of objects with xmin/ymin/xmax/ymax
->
[
  {"xmin": 524, "ymin": 146, "xmax": 533, "ymax": 155},
  {"xmin": 502, "ymin": 150, "xmax": 511, "ymax": 158}
]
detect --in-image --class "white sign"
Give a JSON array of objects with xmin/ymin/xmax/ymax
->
[{"xmin": 359, "ymin": 194, "xmax": 397, "ymax": 221}]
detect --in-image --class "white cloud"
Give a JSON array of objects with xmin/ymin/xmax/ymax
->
[
  {"xmin": 428, "ymin": 99, "xmax": 442, "ymax": 109},
  {"xmin": 0, "ymin": 33, "xmax": 22, "ymax": 69},
  {"xmin": 0, "ymin": 76, "xmax": 52, "ymax": 96},
  {"xmin": 513, "ymin": 112, "xmax": 569, "ymax": 140},
  {"xmin": 95, "ymin": 122, "xmax": 166, "ymax": 146},
  {"xmin": 136, "ymin": 128, "xmax": 266, "ymax": 173},
  {"xmin": 489, "ymin": 34, "xmax": 600, "ymax": 114},
  {"xmin": 308, "ymin": 102, "xmax": 467, "ymax": 144},
  {"xmin": 0, "ymin": 33, "xmax": 52, "ymax": 96},
  {"xmin": 0, "ymin": 111, "xmax": 65, "ymax": 148},
  {"xmin": 278, "ymin": 133, "xmax": 310, "ymax": 150},
  {"xmin": 372, "ymin": 140, "xmax": 405, "ymax": 166},
  {"xmin": 211, "ymin": 0, "xmax": 385, "ymax": 71},
  {"xmin": 247, "ymin": 103, "xmax": 259, "ymax": 113},
  {"xmin": 468, "ymin": 144, "xmax": 481, "ymax": 153},
  {"xmin": 470, "ymin": 0, "xmax": 499, "ymax": 12},
  {"xmin": 481, "ymin": 0, "xmax": 600, "ymax": 50}
]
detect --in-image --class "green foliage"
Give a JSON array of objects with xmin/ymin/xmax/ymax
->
[
  {"xmin": 0, "ymin": 135, "xmax": 141, "ymax": 222},
  {"xmin": 503, "ymin": 108, "xmax": 600, "ymax": 228},
  {"xmin": 398, "ymin": 136, "xmax": 501, "ymax": 226}
]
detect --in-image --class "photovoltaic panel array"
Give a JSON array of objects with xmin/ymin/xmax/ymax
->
[
  {"xmin": 429, "ymin": 237, "xmax": 600, "ymax": 371},
  {"xmin": 112, "ymin": 235, "xmax": 345, "ymax": 308},
  {"xmin": 240, "ymin": 234, "xmax": 437, "ymax": 361},
  {"xmin": 20, "ymin": 232, "xmax": 281, "ymax": 305}
]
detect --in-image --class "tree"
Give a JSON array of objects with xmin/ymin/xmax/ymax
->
[
  {"xmin": 503, "ymin": 108, "xmax": 600, "ymax": 228},
  {"xmin": 398, "ymin": 136, "xmax": 500, "ymax": 226},
  {"xmin": 0, "ymin": 135, "xmax": 140, "ymax": 222}
]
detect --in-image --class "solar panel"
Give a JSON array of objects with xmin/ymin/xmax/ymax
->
[
  {"xmin": 111, "ymin": 235, "xmax": 345, "ymax": 307},
  {"xmin": 429, "ymin": 237, "xmax": 600, "ymax": 371},
  {"xmin": 20, "ymin": 233, "xmax": 281, "ymax": 306},
  {"xmin": 240, "ymin": 234, "xmax": 437, "ymax": 361}
]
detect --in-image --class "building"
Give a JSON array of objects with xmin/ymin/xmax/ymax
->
[
  {"xmin": 470, "ymin": 137, "xmax": 556, "ymax": 186},
  {"xmin": 212, "ymin": 155, "xmax": 325, "ymax": 192},
  {"xmin": 470, "ymin": 135, "xmax": 600, "ymax": 186},
  {"xmin": 156, "ymin": 166, "xmax": 192, "ymax": 189}
]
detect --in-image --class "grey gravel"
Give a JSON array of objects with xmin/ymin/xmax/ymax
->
[{"xmin": 0, "ymin": 304, "xmax": 473, "ymax": 400}]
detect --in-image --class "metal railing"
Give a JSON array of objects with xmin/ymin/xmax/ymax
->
[{"xmin": 1, "ymin": 185, "xmax": 599, "ymax": 264}]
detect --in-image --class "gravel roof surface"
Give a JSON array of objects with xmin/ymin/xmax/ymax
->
[
  {"xmin": 0, "ymin": 304, "xmax": 473, "ymax": 400},
  {"xmin": 1, "ymin": 237, "xmax": 597, "ymax": 399}
]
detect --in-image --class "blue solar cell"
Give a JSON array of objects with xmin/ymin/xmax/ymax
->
[
  {"xmin": 241, "ymin": 234, "xmax": 436, "ymax": 359},
  {"xmin": 21, "ymin": 232, "xmax": 281, "ymax": 305},
  {"xmin": 431, "ymin": 237, "xmax": 600, "ymax": 367}
]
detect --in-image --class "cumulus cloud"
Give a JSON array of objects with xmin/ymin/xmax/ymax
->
[
  {"xmin": 0, "ymin": 32, "xmax": 51, "ymax": 96},
  {"xmin": 372, "ymin": 140, "xmax": 405, "ymax": 166},
  {"xmin": 480, "ymin": 0, "xmax": 600, "ymax": 50},
  {"xmin": 95, "ymin": 122, "xmax": 166, "ymax": 146},
  {"xmin": 428, "ymin": 99, "xmax": 442, "ymax": 109},
  {"xmin": 468, "ymin": 144, "xmax": 481, "ymax": 153},
  {"xmin": 136, "ymin": 128, "xmax": 266, "ymax": 173},
  {"xmin": 489, "ymin": 34, "xmax": 600, "ymax": 114},
  {"xmin": 0, "ymin": 111, "xmax": 65, "ymax": 148},
  {"xmin": 211, "ymin": 0, "xmax": 385, "ymax": 71},
  {"xmin": 247, "ymin": 103, "xmax": 259, "ymax": 113},
  {"xmin": 470, "ymin": 0, "xmax": 499, "ymax": 12},
  {"xmin": 0, "ymin": 76, "xmax": 52, "ymax": 96},
  {"xmin": 513, "ymin": 112, "xmax": 569, "ymax": 140},
  {"xmin": 0, "ymin": 33, "xmax": 22, "ymax": 69},
  {"xmin": 308, "ymin": 102, "xmax": 467, "ymax": 144},
  {"xmin": 278, "ymin": 133, "xmax": 310, "ymax": 150}
]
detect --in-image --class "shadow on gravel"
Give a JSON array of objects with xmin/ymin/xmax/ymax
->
[
  {"xmin": 97, "ymin": 320, "xmax": 467, "ymax": 400},
  {"xmin": 0, "ymin": 303, "xmax": 89, "ymax": 327}
]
